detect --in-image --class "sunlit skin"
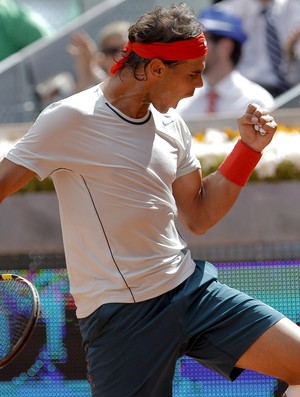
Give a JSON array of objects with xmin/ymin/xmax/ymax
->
[{"xmin": 101, "ymin": 55, "xmax": 206, "ymax": 118}]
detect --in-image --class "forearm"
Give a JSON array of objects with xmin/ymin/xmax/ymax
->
[
  {"xmin": 192, "ymin": 139, "xmax": 262, "ymax": 232},
  {"xmin": 0, "ymin": 158, "xmax": 36, "ymax": 203},
  {"xmin": 175, "ymin": 140, "xmax": 262, "ymax": 236},
  {"xmin": 195, "ymin": 169, "xmax": 242, "ymax": 234}
]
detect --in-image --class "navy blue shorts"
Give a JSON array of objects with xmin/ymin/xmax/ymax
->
[{"xmin": 79, "ymin": 260, "xmax": 285, "ymax": 397}]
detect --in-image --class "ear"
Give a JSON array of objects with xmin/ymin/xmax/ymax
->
[{"xmin": 148, "ymin": 59, "xmax": 166, "ymax": 78}]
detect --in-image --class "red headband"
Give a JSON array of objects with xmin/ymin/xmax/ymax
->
[{"xmin": 110, "ymin": 33, "xmax": 207, "ymax": 75}]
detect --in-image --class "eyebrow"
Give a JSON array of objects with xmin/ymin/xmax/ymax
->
[{"xmin": 191, "ymin": 68, "xmax": 205, "ymax": 74}]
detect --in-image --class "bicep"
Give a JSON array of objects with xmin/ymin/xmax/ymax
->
[
  {"xmin": 0, "ymin": 158, "xmax": 36, "ymax": 203},
  {"xmin": 172, "ymin": 168, "xmax": 203, "ymax": 231},
  {"xmin": 173, "ymin": 168, "xmax": 242, "ymax": 235}
]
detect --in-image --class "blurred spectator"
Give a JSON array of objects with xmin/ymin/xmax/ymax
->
[
  {"xmin": 286, "ymin": 25, "xmax": 300, "ymax": 62},
  {"xmin": 214, "ymin": 0, "xmax": 300, "ymax": 96},
  {"xmin": 0, "ymin": 0, "xmax": 54, "ymax": 61},
  {"xmin": 67, "ymin": 21, "xmax": 130, "ymax": 92},
  {"xmin": 177, "ymin": 8, "xmax": 274, "ymax": 118},
  {"xmin": 35, "ymin": 72, "xmax": 76, "ymax": 109},
  {"xmin": 284, "ymin": 24, "xmax": 300, "ymax": 89}
]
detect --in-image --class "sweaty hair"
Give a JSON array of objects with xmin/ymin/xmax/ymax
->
[{"xmin": 120, "ymin": 3, "xmax": 204, "ymax": 79}]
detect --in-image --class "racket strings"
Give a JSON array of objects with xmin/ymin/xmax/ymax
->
[{"xmin": 0, "ymin": 279, "xmax": 34, "ymax": 360}]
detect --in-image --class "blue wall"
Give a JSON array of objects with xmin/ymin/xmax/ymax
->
[{"xmin": 1, "ymin": 260, "xmax": 299, "ymax": 396}]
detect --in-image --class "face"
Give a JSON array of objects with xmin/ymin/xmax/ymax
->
[{"xmin": 149, "ymin": 56, "xmax": 206, "ymax": 113}]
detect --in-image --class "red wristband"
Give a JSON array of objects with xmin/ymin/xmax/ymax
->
[{"xmin": 218, "ymin": 139, "xmax": 262, "ymax": 187}]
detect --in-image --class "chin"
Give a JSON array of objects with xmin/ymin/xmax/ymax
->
[
  {"xmin": 171, "ymin": 100, "xmax": 181, "ymax": 109},
  {"xmin": 185, "ymin": 91, "xmax": 195, "ymax": 98},
  {"xmin": 152, "ymin": 103, "xmax": 170, "ymax": 113}
]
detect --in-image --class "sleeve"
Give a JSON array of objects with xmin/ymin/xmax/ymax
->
[{"xmin": 6, "ymin": 101, "xmax": 84, "ymax": 180}]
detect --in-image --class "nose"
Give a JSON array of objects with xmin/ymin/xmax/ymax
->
[{"xmin": 194, "ymin": 76, "xmax": 204, "ymax": 89}]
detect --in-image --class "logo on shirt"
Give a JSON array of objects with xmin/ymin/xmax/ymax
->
[{"xmin": 162, "ymin": 119, "xmax": 175, "ymax": 127}]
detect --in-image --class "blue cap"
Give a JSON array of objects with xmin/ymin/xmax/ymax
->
[{"xmin": 199, "ymin": 8, "xmax": 247, "ymax": 44}]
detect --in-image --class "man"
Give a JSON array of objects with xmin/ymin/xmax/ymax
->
[
  {"xmin": 0, "ymin": 4, "xmax": 299, "ymax": 397},
  {"xmin": 215, "ymin": 0, "xmax": 300, "ymax": 96},
  {"xmin": 177, "ymin": 8, "xmax": 274, "ymax": 117}
]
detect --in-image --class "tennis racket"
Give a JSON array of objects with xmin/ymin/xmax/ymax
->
[{"xmin": 0, "ymin": 273, "xmax": 40, "ymax": 369}]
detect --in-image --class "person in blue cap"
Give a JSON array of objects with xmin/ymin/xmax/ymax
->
[
  {"xmin": 177, "ymin": 7, "xmax": 274, "ymax": 117},
  {"xmin": 215, "ymin": 0, "xmax": 300, "ymax": 97}
]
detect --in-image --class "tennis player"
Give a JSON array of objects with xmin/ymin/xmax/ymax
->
[{"xmin": 0, "ymin": 3, "xmax": 299, "ymax": 397}]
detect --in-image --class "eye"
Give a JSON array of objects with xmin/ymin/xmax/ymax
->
[{"xmin": 189, "ymin": 72, "xmax": 203, "ymax": 81}]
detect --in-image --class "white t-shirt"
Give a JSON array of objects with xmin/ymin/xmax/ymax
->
[
  {"xmin": 177, "ymin": 70, "xmax": 275, "ymax": 118},
  {"xmin": 6, "ymin": 84, "xmax": 200, "ymax": 318}
]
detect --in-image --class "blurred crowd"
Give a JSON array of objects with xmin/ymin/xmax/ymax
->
[
  {"xmin": 0, "ymin": 0, "xmax": 54, "ymax": 62},
  {"xmin": 1, "ymin": 0, "xmax": 300, "ymax": 119},
  {"xmin": 178, "ymin": 0, "xmax": 300, "ymax": 117}
]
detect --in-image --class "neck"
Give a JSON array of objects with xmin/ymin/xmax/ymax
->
[{"xmin": 101, "ymin": 75, "xmax": 150, "ymax": 119}]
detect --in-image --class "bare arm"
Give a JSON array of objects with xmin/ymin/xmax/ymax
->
[
  {"xmin": 0, "ymin": 158, "xmax": 36, "ymax": 203},
  {"xmin": 173, "ymin": 103, "xmax": 277, "ymax": 235},
  {"xmin": 173, "ymin": 167, "xmax": 241, "ymax": 235}
]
